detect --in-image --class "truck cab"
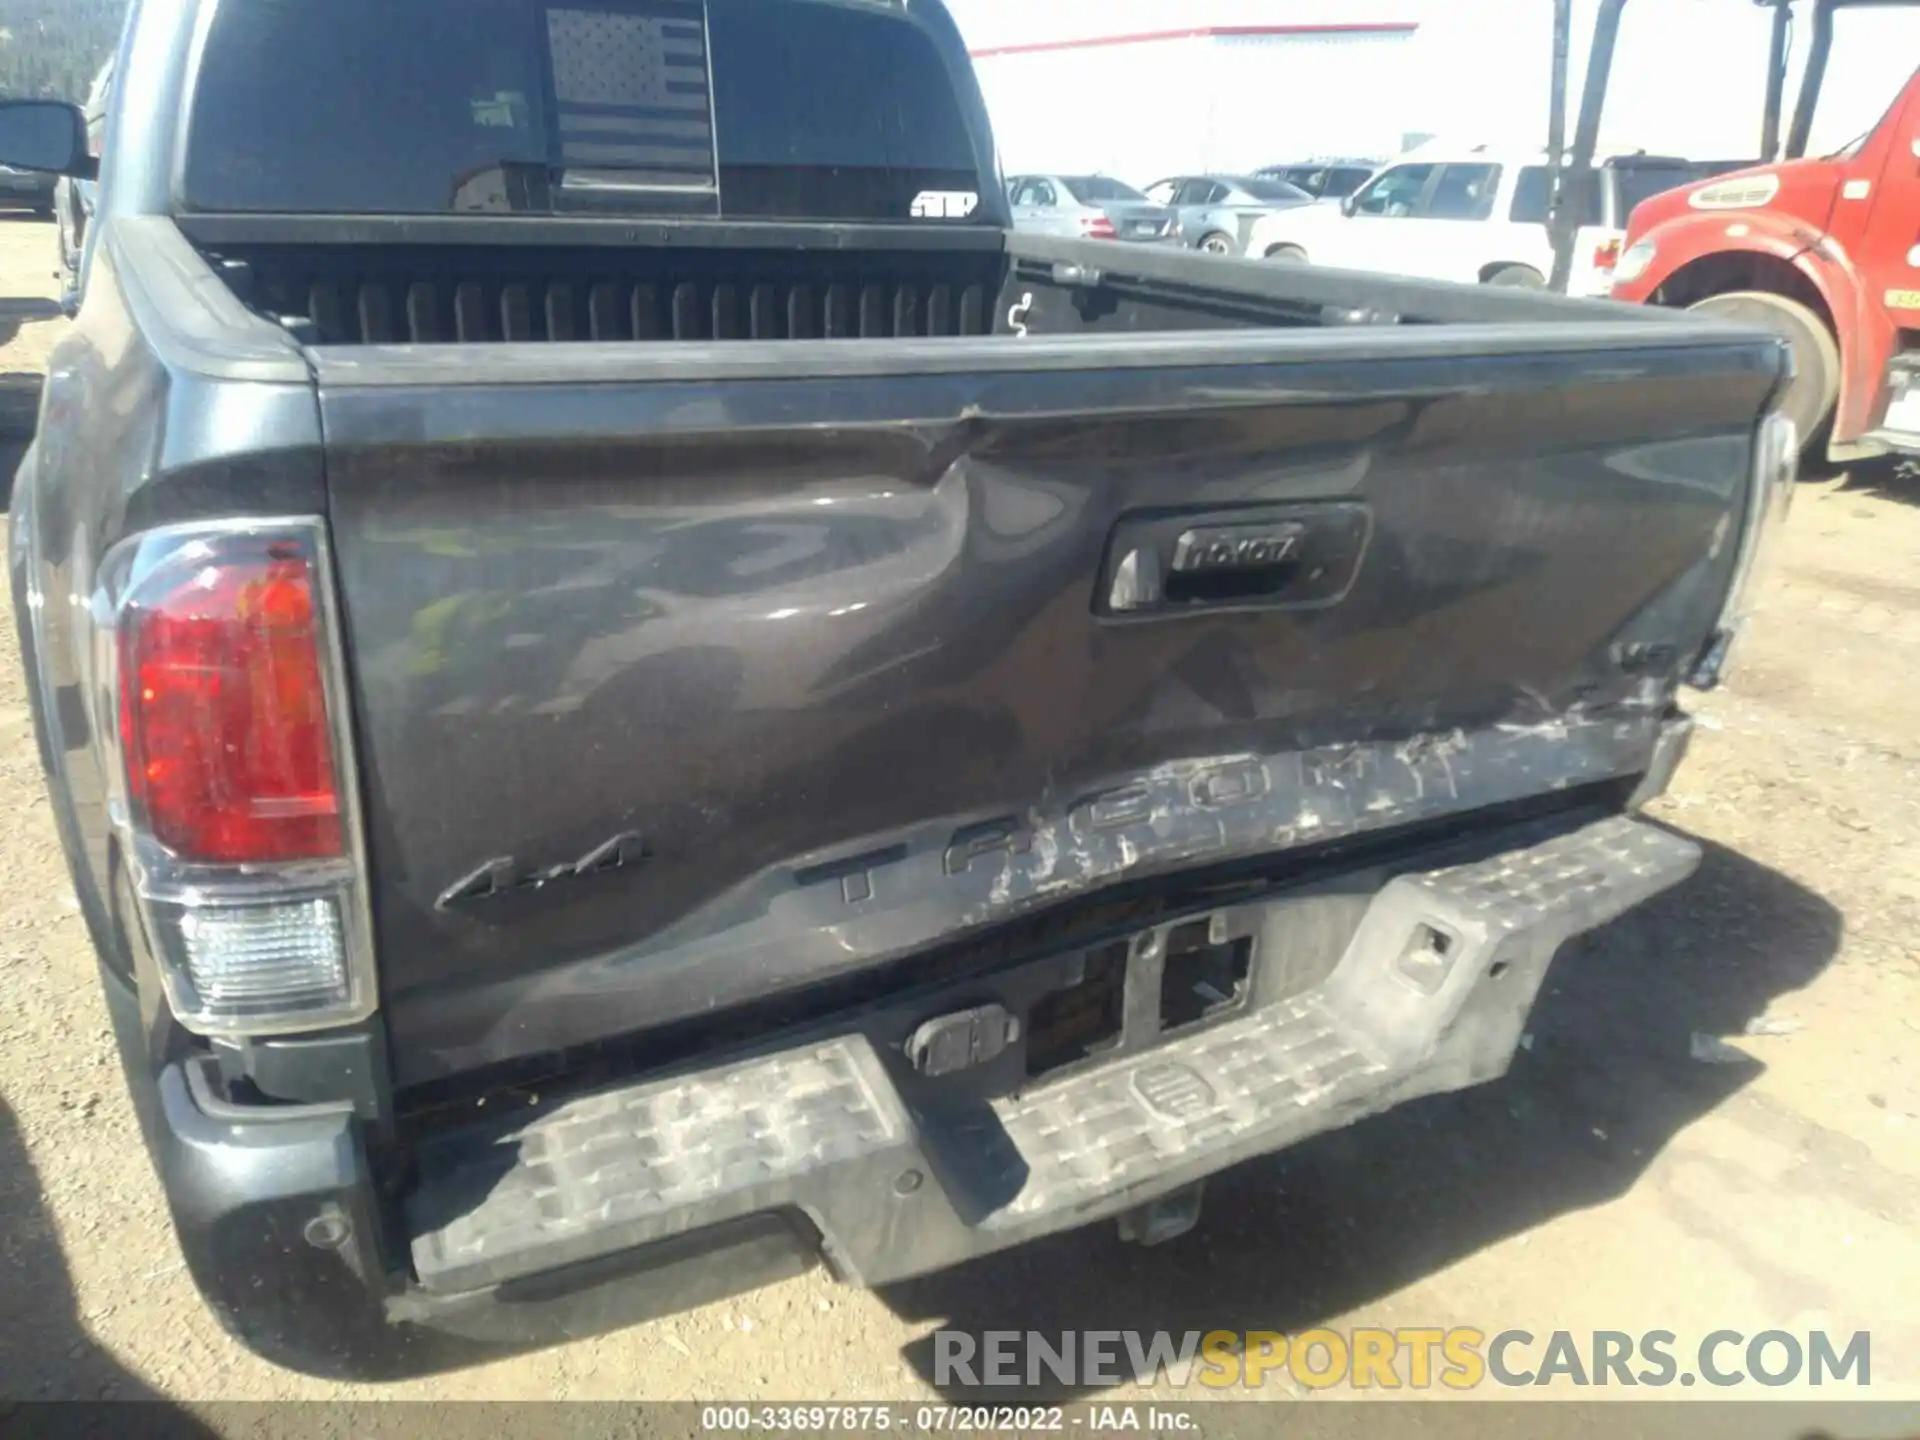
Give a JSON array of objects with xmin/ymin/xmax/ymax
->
[{"xmin": 1612, "ymin": 54, "xmax": 1920, "ymax": 459}]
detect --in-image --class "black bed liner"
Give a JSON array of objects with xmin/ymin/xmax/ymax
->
[{"xmin": 173, "ymin": 215, "xmax": 1702, "ymax": 351}]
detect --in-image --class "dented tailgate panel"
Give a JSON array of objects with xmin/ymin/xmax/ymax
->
[{"xmin": 318, "ymin": 344, "xmax": 1769, "ymax": 1085}]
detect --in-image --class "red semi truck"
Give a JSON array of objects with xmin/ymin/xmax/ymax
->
[{"xmin": 1609, "ymin": 0, "xmax": 1920, "ymax": 461}]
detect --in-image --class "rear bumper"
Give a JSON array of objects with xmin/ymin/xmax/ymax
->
[
  {"xmin": 1866, "ymin": 354, "xmax": 1920, "ymax": 456},
  {"xmin": 125, "ymin": 813, "xmax": 1699, "ymax": 1376},
  {"xmin": 0, "ymin": 171, "xmax": 54, "ymax": 203}
]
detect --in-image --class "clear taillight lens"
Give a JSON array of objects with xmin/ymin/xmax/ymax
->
[
  {"xmin": 177, "ymin": 897, "xmax": 349, "ymax": 1016},
  {"xmin": 105, "ymin": 521, "xmax": 374, "ymax": 1036},
  {"xmin": 1692, "ymin": 412, "xmax": 1798, "ymax": 688}
]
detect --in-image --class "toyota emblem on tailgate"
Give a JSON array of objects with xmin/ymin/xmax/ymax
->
[
  {"xmin": 1097, "ymin": 503, "xmax": 1372, "ymax": 617},
  {"xmin": 1171, "ymin": 523, "xmax": 1306, "ymax": 575}
]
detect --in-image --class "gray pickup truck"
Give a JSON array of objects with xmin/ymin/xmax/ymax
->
[{"xmin": 2, "ymin": 0, "xmax": 1793, "ymax": 1381}]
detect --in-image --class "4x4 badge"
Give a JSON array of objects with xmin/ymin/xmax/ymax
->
[{"xmin": 436, "ymin": 831, "xmax": 649, "ymax": 910}]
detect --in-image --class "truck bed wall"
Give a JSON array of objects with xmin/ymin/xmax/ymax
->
[{"xmin": 174, "ymin": 216, "xmax": 1700, "ymax": 350}]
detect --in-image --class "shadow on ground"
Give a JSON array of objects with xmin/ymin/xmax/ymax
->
[
  {"xmin": 880, "ymin": 835, "xmax": 1844, "ymax": 1399},
  {"xmin": 0, "ymin": 1095, "xmax": 215, "ymax": 1431},
  {"xmin": 1835, "ymin": 457, "xmax": 1920, "ymax": 506},
  {"xmin": 0, "ymin": 297, "xmax": 58, "ymax": 349},
  {"xmin": 0, "ymin": 290, "xmax": 52, "ymax": 507}
]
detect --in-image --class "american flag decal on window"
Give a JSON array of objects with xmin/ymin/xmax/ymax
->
[{"xmin": 547, "ymin": 1, "xmax": 717, "ymax": 194}]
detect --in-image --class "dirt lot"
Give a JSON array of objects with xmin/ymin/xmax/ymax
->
[{"xmin": 1, "ymin": 215, "xmax": 1917, "ymax": 1408}]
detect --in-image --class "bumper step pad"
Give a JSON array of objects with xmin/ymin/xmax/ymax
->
[
  {"xmin": 407, "ymin": 816, "xmax": 1699, "ymax": 1294},
  {"xmin": 961, "ymin": 998, "xmax": 1384, "ymax": 1228},
  {"xmin": 409, "ymin": 1041, "xmax": 913, "ymax": 1292}
]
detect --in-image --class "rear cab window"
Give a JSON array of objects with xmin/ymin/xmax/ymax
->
[
  {"xmin": 181, "ymin": 0, "xmax": 987, "ymax": 224},
  {"xmin": 1509, "ymin": 167, "xmax": 1608, "ymax": 226},
  {"xmin": 1063, "ymin": 177, "xmax": 1145, "ymax": 204},
  {"xmin": 1611, "ymin": 163, "xmax": 1742, "ymax": 223},
  {"xmin": 1236, "ymin": 178, "xmax": 1310, "ymax": 204}
]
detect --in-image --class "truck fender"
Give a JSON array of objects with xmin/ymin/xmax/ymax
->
[
  {"xmin": 1627, "ymin": 213, "xmax": 1890, "ymax": 446},
  {"xmin": 7, "ymin": 456, "xmax": 122, "ymax": 980}
]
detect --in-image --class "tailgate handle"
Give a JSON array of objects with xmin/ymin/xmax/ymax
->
[{"xmin": 1097, "ymin": 503, "xmax": 1372, "ymax": 617}]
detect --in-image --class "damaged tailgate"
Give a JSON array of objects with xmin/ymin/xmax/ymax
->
[{"xmin": 313, "ymin": 328, "xmax": 1779, "ymax": 1087}]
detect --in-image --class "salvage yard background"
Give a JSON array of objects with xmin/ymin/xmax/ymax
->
[{"xmin": 0, "ymin": 213, "xmax": 1915, "ymax": 1404}]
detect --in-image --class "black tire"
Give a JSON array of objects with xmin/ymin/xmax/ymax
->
[
  {"xmin": 1197, "ymin": 232, "xmax": 1235, "ymax": 257},
  {"xmin": 1689, "ymin": 290, "xmax": 1839, "ymax": 448},
  {"xmin": 1264, "ymin": 244, "xmax": 1307, "ymax": 263},
  {"xmin": 32, "ymin": 205, "xmax": 53, "ymax": 222},
  {"xmin": 1484, "ymin": 264, "xmax": 1547, "ymax": 289}
]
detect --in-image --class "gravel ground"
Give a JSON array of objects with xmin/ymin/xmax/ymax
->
[{"xmin": 0, "ymin": 217, "xmax": 1916, "ymax": 1408}]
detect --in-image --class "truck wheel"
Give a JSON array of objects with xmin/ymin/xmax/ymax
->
[
  {"xmin": 1485, "ymin": 264, "xmax": 1546, "ymax": 289},
  {"xmin": 1264, "ymin": 244, "xmax": 1307, "ymax": 263},
  {"xmin": 1688, "ymin": 290, "xmax": 1839, "ymax": 446},
  {"xmin": 1198, "ymin": 232, "xmax": 1235, "ymax": 257}
]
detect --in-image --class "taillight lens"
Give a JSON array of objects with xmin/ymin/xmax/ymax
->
[
  {"xmin": 1691, "ymin": 412, "xmax": 1798, "ymax": 688},
  {"xmin": 105, "ymin": 521, "xmax": 374, "ymax": 1037},
  {"xmin": 119, "ymin": 536, "xmax": 342, "ymax": 863},
  {"xmin": 1081, "ymin": 215, "xmax": 1118, "ymax": 239}
]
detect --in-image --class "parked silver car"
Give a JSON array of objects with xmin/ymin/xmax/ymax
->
[
  {"xmin": 0, "ymin": 164, "xmax": 55, "ymax": 216},
  {"xmin": 1006, "ymin": 174, "xmax": 1176, "ymax": 243},
  {"xmin": 1142, "ymin": 174, "xmax": 1315, "ymax": 255}
]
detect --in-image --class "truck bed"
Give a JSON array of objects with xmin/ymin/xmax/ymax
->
[{"xmin": 102, "ymin": 216, "xmax": 1784, "ymax": 1101}]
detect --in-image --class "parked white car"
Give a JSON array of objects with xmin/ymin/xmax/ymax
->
[{"xmin": 1244, "ymin": 148, "xmax": 1743, "ymax": 298}]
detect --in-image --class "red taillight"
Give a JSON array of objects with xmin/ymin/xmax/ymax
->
[
  {"xmin": 118, "ymin": 537, "xmax": 342, "ymax": 864},
  {"xmin": 1081, "ymin": 215, "xmax": 1118, "ymax": 240},
  {"xmin": 1593, "ymin": 237, "xmax": 1623, "ymax": 271}
]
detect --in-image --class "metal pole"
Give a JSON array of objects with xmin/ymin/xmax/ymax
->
[
  {"xmin": 1759, "ymin": 0, "xmax": 1791, "ymax": 160},
  {"xmin": 1546, "ymin": 0, "xmax": 1571, "ymax": 246},
  {"xmin": 1786, "ymin": 0, "xmax": 1835, "ymax": 158},
  {"xmin": 1551, "ymin": 0, "xmax": 1627, "ymax": 293}
]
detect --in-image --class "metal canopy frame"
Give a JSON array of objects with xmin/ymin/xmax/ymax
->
[
  {"xmin": 1784, "ymin": 0, "xmax": 1920, "ymax": 157},
  {"xmin": 1545, "ymin": 0, "xmax": 1918, "ymax": 292},
  {"xmin": 1546, "ymin": 0, "xmax": 1624, "ymax": 293}
]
